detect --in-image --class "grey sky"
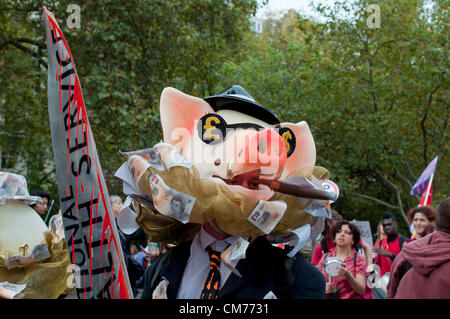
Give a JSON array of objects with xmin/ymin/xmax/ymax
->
[{"xmin": 256, "ymin": 0, "xmax": 336, "ymax": 18}]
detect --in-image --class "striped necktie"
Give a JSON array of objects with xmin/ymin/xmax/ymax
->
[{"xmin": 200, "ymin": 247, "xmax": 221, "ymax": 299}]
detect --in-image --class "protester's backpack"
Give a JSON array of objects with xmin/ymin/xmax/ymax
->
[{"xmin": 320, "ymin": 237, "xmax": 329, "ymax": 253}]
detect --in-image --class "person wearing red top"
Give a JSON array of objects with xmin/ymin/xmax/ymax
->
[
  {"xmin": 373, "ymin": 222, "xmax": 386, "ymax": 248},
  {"xmin": 407, "ymin": 205, "xmax": 435, "ymax": 241},
  {"xmin": 311, "ymin": 211, "xmax": 372, "ymax": 266},
  {"xmin": 311, "ymin": 210, "xmax": 343, "ymax": 265},
  {"xmin": 316, "ymin": 220, "xmax": 371, "ymax": 299},
  {"xmin": 373, "ymin": 211, "xmax": 408, "ymax": 277}
]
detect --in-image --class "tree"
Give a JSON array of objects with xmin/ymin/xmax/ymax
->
[
  {"xmin": 303, "ymin": 0, "xmax": 448, "ymax": 230},
  {"xmin": 217, "ymin": 0, "xmax": 448, "ymax": 233},
  {"xmin": 0, "ymin": 0, "xmax": 258, "ymax": 208},
  {"xmin": 0, "ymin": 0, "xmax": 54, "ymax": 194}
]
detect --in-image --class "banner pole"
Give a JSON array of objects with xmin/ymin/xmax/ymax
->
[{"xmin": 422, "ymin": 173, "xmax": 433, "ymax": 206}]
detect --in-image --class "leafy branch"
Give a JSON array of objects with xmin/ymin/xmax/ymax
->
[
  {"xmin": 421, "ymin": 72, "xmax": 445, "ymax": 164},
  {"xmin": 0, "ymin": 37, "xmax": 47, "ymax": 68},
  {"xmin": 347, "ymin": 191, "xmax": 399, "ymax": 209}
]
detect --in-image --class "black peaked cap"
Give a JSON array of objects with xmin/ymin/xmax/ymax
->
[{"xmin": 203, "ymin": 85, "xmax": 280, "ymax": 125}]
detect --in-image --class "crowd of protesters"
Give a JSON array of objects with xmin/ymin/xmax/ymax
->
[
  {"xmin": 7, "ymin": 178, "xmax": 447, "ymax": 299},
  {"xmin": 105, "ymin": 194, "xmax": 449, "ymax": 299},
  {"xmin": 104, "ymin": 195, "xmax": 450, "ymax": 299},
  {"xmin": 308, "ymin": 198, "xmax": 450, "ymax": 299}
]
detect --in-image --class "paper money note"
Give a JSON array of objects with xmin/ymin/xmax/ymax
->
[
  {"xmin": 6, "ymin": 255, "xmax": 34, "ymax": 270},
  {"xmin": 152, "ymin": 278, "xmax": 169, "ymax": 299},
  {"xmin": 304, "ymin": 199, "xmax": 331, "ymax": 219},
  {"xmin": 116, "ymin": 196, "xmax": 141, "ymax": 235},
  {"xmin": 309, "ymin": 217, "xmax": 325, "ymax": 242},
  {"xmin": 121, "ymin": 143, "xmax": 192, "ymax": 172},
  {"xmin": 263, "ymin": 291, "xmax": 277, "ymax": 299},
  {"xmin": 49, "ymin": 214, "xmax": 65, "ymax": 241},
  {"xmin": 267, "ymin": 224, "xmax": 311, "ymax": 257},
  {"xmin": 266, "ymin": 232, "xmax": 298, "ymax": 245},
  {"xmin": 154, "ymin": 143, "xmax": 192, "ymax": 170},
  {"xmin": 31, "ymin": 243, "xmax": 51, "ymax": 262},
  {"xmin": 120, "ymin": 146, "xmax": 165, "ymax": 171},
  {"xmin": 220, "ymin": 238, "xmax": 249, "ymax": 278},
  {"xmin": 286, "ymin": 224, "xmax": 311, "ymax": 257},
  {"xmin": 0, "ymin": 282, "xmax": 26, "ymax": 299},
  {"xmin": 128, "ymin": 155, "xmax": 152, "ymax": 186},
  {"xmin": 247, "ymin": 200, "xmax": 287, "ymax": 234},
  {"xmin": 6, "ymin": 243, "xmax": 51, "ymax": 269},
  {"xmin": 149, "ymin": 173, "xmax": 196, "ymax": 224},
  {"xmin": 0, "ymin": 287, "xmax": 15, "ymax": 299}
]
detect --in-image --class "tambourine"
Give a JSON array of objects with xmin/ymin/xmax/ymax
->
[
  {"xmin": 324, "ymin": 257, "xmax": 342, "ymax": 277},
  {"xmin": 324, "ymin": 257, "xmax": 342, "ymax": 299}
]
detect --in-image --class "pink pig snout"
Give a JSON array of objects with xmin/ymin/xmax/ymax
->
[{"xmin": 231, "ymin": 128, "xmax": 287, "ymax": 179}]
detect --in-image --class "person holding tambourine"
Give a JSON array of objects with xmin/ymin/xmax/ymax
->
[{"xmin": 316, "ymin": 220, "xmax": 372, "ymax": 299}]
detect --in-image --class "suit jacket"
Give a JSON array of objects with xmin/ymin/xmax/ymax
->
[
  {"xmin": 141, "ymin": 236, "xmax": 325, "ymax": 299},
  {"xmin": 117, "ymin": 227, "xmax": 147, "ymax": 289}
]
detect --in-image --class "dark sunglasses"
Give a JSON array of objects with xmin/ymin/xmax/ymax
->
[{"xmin": 197, "ymin": 113, "xmax": 296, "ymax": 157}]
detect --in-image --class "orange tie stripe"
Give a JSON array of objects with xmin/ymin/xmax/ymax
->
[{"xmin": 200, "ymin": 247, "xmax": 221, "ymax": 299}]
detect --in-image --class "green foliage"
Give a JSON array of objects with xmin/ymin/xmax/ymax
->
[
  {"xmin": 0, "ymin": 0, "xmax": 257, "ymax": 206},
  {"xmin": 0, "ymin": 0, "xmax": 447, "ymax": 235},
  {"xmin": 217, "ymin": 1, "xmax": 448, "ymax": 233}
]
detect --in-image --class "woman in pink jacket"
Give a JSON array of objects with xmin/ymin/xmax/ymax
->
[{"xmin": 387, "ymin": 198, "xmax": 450, "ymax": 299}]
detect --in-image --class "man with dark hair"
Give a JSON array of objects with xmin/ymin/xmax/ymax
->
[
  {"xmin": 387, "ymin": 198, "xmax": 450, "ymax": 298},
  {"xmin": 311, "ymin": 210, "xmax": 342, "ymax": 265},
  {"xmin": 374, "ymin": 211, "xmax": 408, "ymax": 276},
  {"xmin": 29, "ymin": 189, "xmax": 50, "ymax": 216},
  {"xmin": 435, "ymin": 198, "xmax": 450, "ymax": 232}
]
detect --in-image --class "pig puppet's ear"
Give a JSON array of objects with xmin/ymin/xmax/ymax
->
[
  {"xmin": 159, "ymin": 87, "xmax": 214, "ymax": 150},
  {"xmin": 280, "ymin": 121, "xmax": 316, "ymax": 178}
]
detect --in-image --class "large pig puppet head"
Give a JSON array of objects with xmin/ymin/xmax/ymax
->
[
  {"xmin": 123, "ymin": 85, "xmax": 333, "ymax": 247},
  {"xmin": 161, "ymin": 85, "xmax": 316, "ymax": 200}
]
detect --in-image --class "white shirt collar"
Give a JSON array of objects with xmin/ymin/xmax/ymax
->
[{"xmin": 199, "ymin": 225, "xmax": 238, "ymax": 252}]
